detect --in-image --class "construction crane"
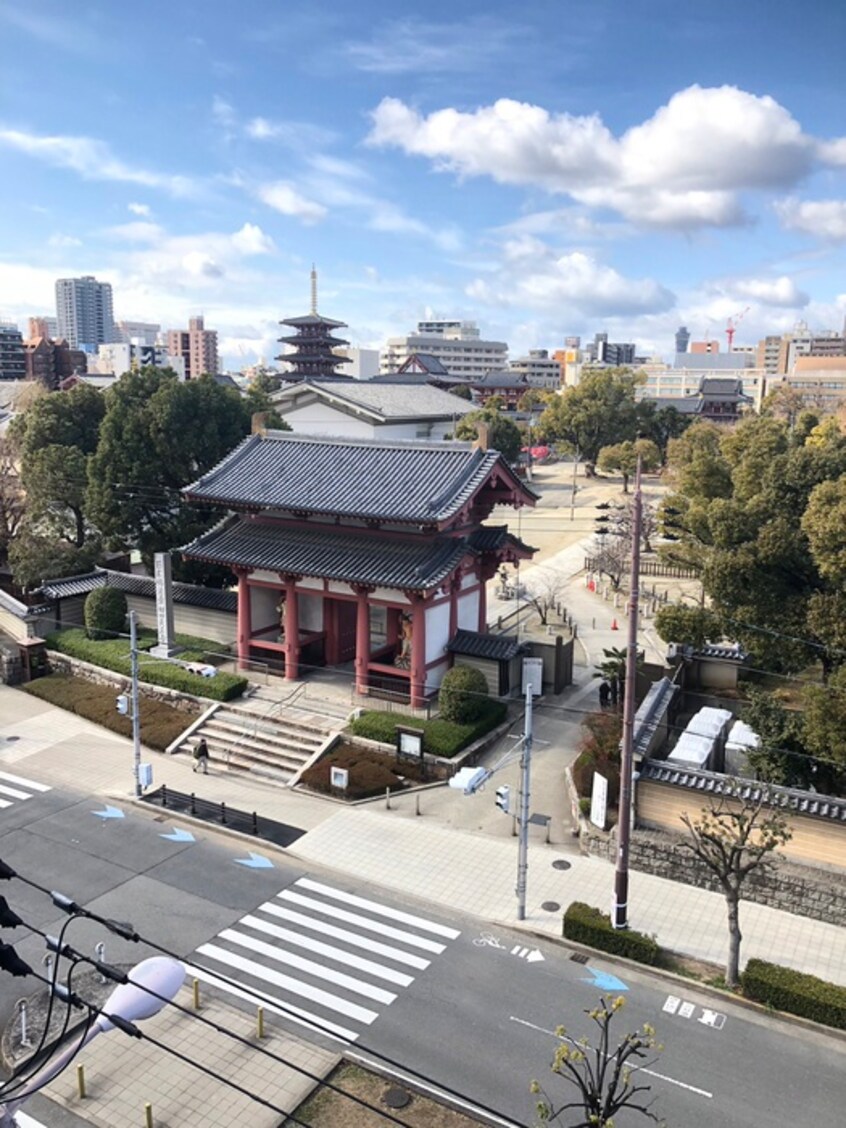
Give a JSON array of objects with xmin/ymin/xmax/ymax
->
[{"xmin": 726, "ymin": 306, "xmax": 750, "ymax": 351}]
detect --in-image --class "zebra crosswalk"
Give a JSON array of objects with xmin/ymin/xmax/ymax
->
[
  {"xmin": 189, "ymin": 876, "xmax": 461, "ymax": 1042},
  {"xmin": 0, "ymin": 769, "xmax": 51, "ymax": 810}
]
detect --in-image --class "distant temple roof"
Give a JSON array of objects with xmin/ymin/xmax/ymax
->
[
  {"xmin": 37, "ymin": 568, "xmax": 237, "ymax": 611},
  {"xmin": 183, "ymin": 432, "xmax": 538, "ymax": 526},
  {"xmin": 446, "ymin": 628, "xmax": 526, "ymax": 661},
  {"xmin": 275, "ymin": 268, "xmax": 352, "ymax": 381},
  {"xmin": 271, "ymin": 379, "xmax": 474, "ymax": 423}
]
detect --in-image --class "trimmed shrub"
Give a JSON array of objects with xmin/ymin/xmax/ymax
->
[
  {"xmin": 563, "ymin": 901, "xmax": 661, "ymax": 966},
  {"xmin": 299, "ymin": 740, "xmax": 428, "ymax": 800},
  {"xmin": 346, "ymin": 700, "xmax": 507, "ymax": 759},
  {"xmin": 438, "ymin": 665, "xmax": 490, "ymax": 723},
  {"xmin": 22, "ymin": 675, "xmax": 193, "ymax": 752},
  {"xmin": 84, "ymin": 586, "xmax": 128, "ymax": 640},
  {"xmin": 741, "ymin": 959, "xmax": 846, "ymax": 1029}
]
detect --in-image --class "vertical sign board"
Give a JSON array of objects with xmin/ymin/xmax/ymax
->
[
  {"xmin": 590, "ymin": 771, "xmax": 608, "ymax": 830},
  {"xmin": 150, "ymin": 552, "xmax": 178, "ymax": 658},
  {"xmin": 330, "ymin": 766, "xmax": 349, "ymax": 791},
  {"xmin": 522, "ymin": 657, "xmax": 544, "ymax": 697}
]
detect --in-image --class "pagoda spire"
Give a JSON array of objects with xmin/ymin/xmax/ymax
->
[
  {"xmin": 310, "ymin": 264, "xmax": 318, "ymax": 315},
  {"xmin": 276, "ymin": 270, "xmax": 352, "ymax": 382}
]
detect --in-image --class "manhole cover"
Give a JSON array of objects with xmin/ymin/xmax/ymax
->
[
  {"xmin": 384, "ymin": 1087, "xmax": 411, "ymax": 1109},
  {"xmin": 570, "ymin": 952, "xmax": 589, "ymax": 964},
  {"xmin": 541, "ymin": 901, "xmax": 561, "ymax": 912},
  {"xmin": 552, "ymin": 859, "xmax": 572, "ymax": 871}
]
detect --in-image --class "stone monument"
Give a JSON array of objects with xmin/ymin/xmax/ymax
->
[{"xmin": 150, "ymin": 552, "xmax": 180, "ymax": 658}]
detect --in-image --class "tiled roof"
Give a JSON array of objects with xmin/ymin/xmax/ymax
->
[
  {"xmin": 38, "ymin": 569, "xmax": 237, "ymax": 612},
  {"xmin": 447, "ymin": 629, "xmax": 525, "ymax": 660},
  {"xmin": 280, "ymin": 313, "xmax": 347, "ymax": 329},
  {"xmin": 467, "ymin": 525, "xmax": 534, "ymax": 555},
  {"xmin": 274, "ymin": 379, "xmax": 473, "ymax": 422},
  {"xmin": 640, "ymin": 761, "xmax": 846, "ymax": 823},
  {"xmin": 183, "ymin": 432, "xmax": 537, "ymax": 524},
  {"xmin": 182, "ymin": 519, "xmax": 474, "ymax": 591},
  {"xmin": 398, "ymin": 353, "xmax": 450, "ymax": 375}
]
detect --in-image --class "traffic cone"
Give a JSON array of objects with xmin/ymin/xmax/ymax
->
[{"xmin": 611, "ymin": 618, "xmax": 619, "ymax": 630}]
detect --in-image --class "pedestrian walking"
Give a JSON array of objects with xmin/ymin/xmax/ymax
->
[
  {"xmin": 193, "ymin": 737, "xmax": 209, "ymax": 774},
  {"xmin": 598, "ymin": 680, "xmax": 611, "ymax": 709}
]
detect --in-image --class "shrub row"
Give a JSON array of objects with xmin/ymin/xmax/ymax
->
[
  {"xmin": 563, "ymin": 901, "xmax": 661, "ymax": 966},
  {"xmin": 741, "ymin": 959, "xmax": 846, "ymax": 1030},
  {"xmin": 22, "ymin": 675, "xmax": 193, "ymax": 752},
  {"xmin": 299, "ymin": 740, "xmax": 426, "ymax": 800},
  {"xmin": 47, "ymin": 628, "xmax": 247, "ymax": 702},
  {"xmin": 347, "ymin": 700, "xmax": 507, "ymax": 759}
]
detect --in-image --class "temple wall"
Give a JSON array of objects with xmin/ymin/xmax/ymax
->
[
  {"xmin": 250, "ymin": 586, "xmax": 278, "ymax": 633},
  {"xmin": 299, "ymin": 593, "xmax": 323, "ymax": 631},
  {"xmin": 281, "ymin": 401, "xmax": 375, "ymax": 438},
  {"xmin": 425, "ymin": 601, "xmax": 450, "ymax": 664},
  {"xmin": 457, "ymin": 590, "xmax": 480, "ymax": 630}
]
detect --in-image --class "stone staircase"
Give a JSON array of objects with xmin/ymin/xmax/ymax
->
[{"xmin": 175, "ymin": 702, "xmax": 338, "ymax": 785}]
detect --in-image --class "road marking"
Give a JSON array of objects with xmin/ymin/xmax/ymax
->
[
  {"xmin": 259, "ymin": 901, "xmax": 430, "ymax": 970},
  {"xmin": 196, "ymin": 942, "xmax": 379, "ymax": 1025},
  {"xmin": 510, "ymin": 1016, "xmax": 713, "ymax": 1100},
  {"xmin": 663, "ymin": 995, "xmax": 680, "ymax": 1014},
  {"xmin": 699, "ymin": 1008, "xmax": 727, "ymax": 1029},
  {"xmin": 0, "ymin": 770, "xmax": 51, "ymax": 792},
  {"xmin": 14, "ymin": 1113, "xmax": 50, "ymax": 1127},
  {"xmin": 234, "ymin": 851, "xmax": 274, "ymax": 869},
  {"xmin": 582, "ymin": 967, "xmax": 629, "ymax": 991},
  {"xmin": 0, "ymin": 798, "xmax": 12, "ymax": 809},
  {"xmin": 278, "ymin": 890, "xmax": 447, "ymax": 953},
  {"xmin": 0, "ymin": 783, "xmax": 33, "ymax": 800},
  {"xmin": 473, "ymin": 931, "xmax": 507, "ymax": 949},
  {"xmin": 240, "ymin": 913, "xmax": 415, "ymax": 986},
  {"xmin": 296, "ymin": 877, "xmax": 461, "ymax": 939},
  {"xmin": 187, "ymin": 963, "xmax": 358, "ymax": 1042},
  {"xmin": 217, "ymin": 928, "xmax": 398, "ymax": 1004}
]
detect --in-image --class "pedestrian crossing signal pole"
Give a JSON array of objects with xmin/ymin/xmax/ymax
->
[
  {"xmin": 129, "ymin": 610, "xmax": 142, "ymax": 799},
  {"xmin": 516, "ymin": 682, "xmax": 533, "ymax": 921}
]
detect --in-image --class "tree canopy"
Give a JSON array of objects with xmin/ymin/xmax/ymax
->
[
  {"xmin": 454, "ymin": 406, "xmax": 522, "ymax": 463},
  {"xmin": 536, "ymin": 369, "xmax": 641, "ymax": 464},
  {"xmin": 597, "ymin": 438, "xmax": 661, "ymax": 492}
]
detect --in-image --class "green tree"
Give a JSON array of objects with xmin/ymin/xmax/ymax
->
[
  {"xmin": 530, "ymin": 996, "xmax": 663, "ymax": 1126},
  {"xmin": 596, "ymin": 438, "xmax": 661, "ymax": 493},
  {"xmin": 801, "ymin": 476, "xmax": 846, "ymax": 585},
  {"xmin": 455, "ymin": 407, "xmax": 522, "ymax": 463},
  {"xmin": 680, "ymin": 785, "xmax": 792, "ymax": 988},
  {"xmin": 244, "ymin": 371, "xmax": 289, "ymax": 430},
  {"xmin": 536, "ymin": 369, "xmax": 640, "ymax": 464},
  {"xmin": 654, "ymin": 603, "xmax": 719, "ymax": 651},
  {"xmin": 741, "ymin": 688, "xmax": 812, "ymax": 790},
  {"xmin": 8, "ymin": 532, "xmax": 101, "ymax": 591},
  {"xmin": 84, "ymin": 586, "xmax": 128, "ymax": 640},
  {"xmin": 438, "ymin": 664, "xmax": 489, "ymax": 723},
  {"xmin": 802, "ymin": 669, "xmax": 846, "ymax": 794},
  {"xmin": 635, "ymin": 400, "xmax": 690, "ymax": 461},
  {"xmin": 450, "ymin": 382, "xmax": 472, "ymax": 401},
  {"xmin": 10, "ymin": 383, "xmax": 104, "ymax": 458},
  {"xmin": 0, "ymin": 434, "xmax": 25, "ymax": 566},
  {"xmin": 86, "ymin": 368, "xmax": 253, "ymax": 580}
]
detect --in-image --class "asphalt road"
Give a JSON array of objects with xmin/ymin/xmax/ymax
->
[{"xmin": 1, "ymin": 780, "xmax": 844, "ymax": 1127}]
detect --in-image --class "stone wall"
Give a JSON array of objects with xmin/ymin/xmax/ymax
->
[
  {"xmin": 581, "ymin": 824, "xmax": 846, "ymax": 928},
  {"xmin": 47, "ymin": 651, "xmax": 201, "ymax": 715}
]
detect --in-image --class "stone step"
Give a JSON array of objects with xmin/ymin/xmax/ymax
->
[
  {"xmin": 197, "ymin": 730, "xmax": 315, "ymax": 768},
  {"xmin": 202, "ymin": 721, "xmax": 323, "ymax": 758},
  {"xmin": 209, "ymin": 715, "xmax": 325, "ymax": 749}
]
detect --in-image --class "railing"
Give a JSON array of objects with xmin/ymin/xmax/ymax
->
[
  {"xmin": 584, "ymin": 557, "xmax": 700, "ymax": 580},
  {"xmin": 144, "ymin": 785, "xmax": 304, "ymax": 848}
]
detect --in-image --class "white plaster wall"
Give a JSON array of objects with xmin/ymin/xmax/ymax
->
[
  {"xmin": 457, "ymin": 590, "xmax": 480, "ymax": 631},
  {"xmin": 461, "ymin": 571, "xmax": 478, "ymax": 591},
  {"xmin": 252, "ymin": 569, "xmax": 279, "ymax": 585},
  {"xmin": 251, "ymin": 586, "xmax": 278, "ymax": 632},
  {"xmin": 297, "ymin": 576, "xmax": 323, "ymax": 592},
  {"xmin": 281, "ymin": 401, "xmax": 375, "ymax": 438},
  {"xmin": 298, "ymin": 593, "xmax": 324, "ymax": 631},
  {"xmin": 425, "ymin": 600, "xmax": 451, "ymax": 664},
  {"xmin": 426, "ymin": 657, "xmax": 450, "ymax": 691}
]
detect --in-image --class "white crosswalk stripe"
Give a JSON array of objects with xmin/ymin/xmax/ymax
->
[
  {"xmin": 193, "ymin": 877, "xmax": 460, "ymax": 1042},
  {"xmin": 0, "ymin": 770, "xmax": 51, "ymax": 810}
]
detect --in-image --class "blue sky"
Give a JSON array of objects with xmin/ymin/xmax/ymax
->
[{"xmin": 1, "ymin": 0, "xmax": 844, "ymax": 368}]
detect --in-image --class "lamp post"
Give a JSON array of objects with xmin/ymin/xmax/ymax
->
[
  {"xmin": 129, "ymin": 610, "xmax": 142, "ymax": 799},
  {"xmin": 612, "ymin": 455, "xmax": 643, "ymax": 931}
]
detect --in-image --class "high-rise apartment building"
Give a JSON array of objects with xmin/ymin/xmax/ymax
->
[
  {"xmin": 165, "ymin": 315, "xmax": 219, "ymax": 378},
  {"xmin": 0, "ymin": 323, "xmax": 26, "ymax": 380},
  {"xmin": 585, "ymin": 332, "xmax": 637, "ymax": 366},
  {"xmin": 509, "ymin": 348, "xmax": 561, "ymax": 390},
  {"xmin": 28, "ymin": 315, "xmax": 59, "ymax": 339},
  {"xmin": 115, "ymin": 320, "xmax": 160, "ymax": 346},
  {"xmin": 55, "ymin": 275, "xmax": 115, "ymax": 350},
  {"xmin": 380, "ymin": 320, "xmax": 507, "ymax": 378}
]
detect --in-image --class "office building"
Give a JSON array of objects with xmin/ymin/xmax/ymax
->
[
  {"xmin": 509, "ymin": 349, "xmax": 561, "ymax": 390},
  {"xmin": 165, "ymin": 316, "xmax": 219, "ymax": 378},
  {"xmin": 115, "ymin": 320, "xmax": 160, "ymax": 346},
  {"xmin": 585, "ymin": 332, "xmax": 636, "ymax": 366},
  {"xmin": 381, "ymin": 320, "xmax": 507, "ymax": 378},
  {"xmin": 675, "ymin": 326, "xmax": 690, "ymax": 354},
  {"xmin": 89, "ymin": 342, "xmax": 185, "ymax": 379},
  {"xmin": 55, "ymin": 275, "xmax": 115, "ymax": 350},
  {"xmin": 24, "ymin": 335, "xmax": 87, "ymax": 388},
  {"xmin": 28, "ymin": 316, "xmax": 58, "ymax": 339},
  {"xmin": 0, "ymin": 324, "xmax": 26, "ymax": 380}
]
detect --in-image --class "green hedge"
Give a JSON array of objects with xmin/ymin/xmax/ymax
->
[
  {"xmin": 22, "ymin": 675, "xmax": 193, "ymax": 752},
  {"xmin": 347, "ymin": 700, "xmax": 507, "ymax": 759},
  {"xmin": 47, "ymin": 628, "xmax": 247, "ymax": 703},
  {"xmin": 741, "ymin": 959, "xmax": 846, "ymax": 1029},
  {"xmin": 563, "ymin": 901, "xmax": 661, "ymax": 966}
]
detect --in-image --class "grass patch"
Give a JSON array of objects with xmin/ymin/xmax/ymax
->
[
  {"xmin": 47, "ymin": 627, "xmax": 247, "ymax": 702},
  {"xmin": 347, "ymin": 700, "xmax": 507, "ymax": 759},
  {"xmin": 21, "ymin": 675, "xmax": 194, "ymax": 752}
]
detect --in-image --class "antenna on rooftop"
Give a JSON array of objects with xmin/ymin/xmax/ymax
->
[{"xmin": 310, "ymin": 264, "xmax": 318, "ymax": 315}]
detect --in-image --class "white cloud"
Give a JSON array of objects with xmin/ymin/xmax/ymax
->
[
  {"xmin": 212, "ymin": 95, "xmax": 236, "ymax": 128},
  {"xmin": 128, "ymin": 202, "xmax": 151, "ymax": 217},
  {"xmin": 103, "ymin": 221, "xmax": 165, "ymax": 243},
  {"xmin": 47, "ymin": 233, "xmax": 82, "ymax": 249},
  {"xmin": 230, "ymin": 222, "xmax": 275, "ymax": 255},
  {"xmin": 368, "ymin": 85, "xmax": 821, "ymax": 230},
  {"xmin": 0, "ymin": 127, "xmax": 197, "ymax": 196},
  {"xmin": 346, "ymin": 15, "xmax": 518, "ymax": 75},
  {"xmin": 776, "ymin": 197, "xmax": 846, "ymax": 241},
  {"xmin": 731, "ymin": 275, "xmax": 809, "ymax": 308},
  {"xmin": 467, "ymin": 248, "xmax": 675, "ymax": 317},
  {"xmin": 256, "ymin": 181, "xmax": 327, "ymax": 224}
]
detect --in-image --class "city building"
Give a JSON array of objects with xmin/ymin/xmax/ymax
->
[
  {"xmin": 332, "ymin": 346, "xmax": 380, "ymax": 380},
  {"xmin": 638, "ymin": 353, "xmax": 766, "ymax": 410},
  {"xmin": 508, "ymin": 349, "xmax": 561, "ymax": 390},
  {"xmin": 380, "ymin": 320, "xmax": 508, "ymax": 379},
  {"xmin": 0, "ymin": 323, "xmax": 26, "ymax": 381},
  {"xmin": 55, "ymin": 275, "xmax": 115, "ymax": 350},
  {"xmin": 776, "ymin": 357, "xmax": 846, "ymax": 408},
  {"xmin": 88, "ymin": 342, "xmax": 185, "ymax": 379},
  {"xmin": 675, "ymin": 326, "xmax": 690, "ymax": 354},
  {"xmin": 28, "ymin": 316, "xmax": 58, "ymax": 339},
  {"xmin": 181, "ymin": 428, "xmax": 537, "ymax": 706},
  {"xmin": 690, "ymin": 339, "xmax": 720, "ymax": 354},
  {"xmin": 584, "ymin": 332, "xmax": 637, "ymax": 366},
  {"xmin": 553, "ymin": 346, "xmax": 582, "ymax": 387},
  {"xmin": 115, "ymin": 320, "xmax": 161, "ymax": 346},
  {"xmin": 23, "ymin": 336, "xmax": 87, "ymax": 388},
  {"xmin": 165, "ymin": 315, "xmax": 219, "ymax": 379}
]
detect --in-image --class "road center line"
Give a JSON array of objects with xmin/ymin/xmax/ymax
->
[{"xmin": 509, "ymin": 1016, "xmax": 713, "ymax": 1100}]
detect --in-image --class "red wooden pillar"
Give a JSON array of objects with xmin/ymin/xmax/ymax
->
[
  {"xmin": 235, "ymin": 567, "xmax": 252, "ymax": 670},
  {"xmin": 410, "ymin": 596, "xmax": 427, "ymax": 708},
  {"xmin": 283, "ymin": 576, "xmax": 299, "ymax": 680},
  {"xmin": 324, "ymin": 599, "xmax": 340, "ymax": 666},
  {"xmin": 352, "ymin": 585, "xmax": 373, "ymax": 696},
  {"xmin": 477, "ymin": 569, "xmax": 488, "ymax": 634}
]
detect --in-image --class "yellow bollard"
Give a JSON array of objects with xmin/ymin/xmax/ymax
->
[
  {"xmin": 256, "ymin": 1005, "xmax": 265, "ymax": 1039},
  {"xmin": 145, "ymin": 1101, "xmax": 153, "ymax": 1128},
  {"xmin": 76, "ymin": 1064, "xmax": 86, "ymax": 1099},
  {"xmin": 192, "ymin": 977, "xmax": 200, "ymax": 1010}
]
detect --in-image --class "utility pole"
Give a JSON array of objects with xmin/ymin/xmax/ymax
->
[
  {"xmin": 516, "ymin": 682, "xmax": 533, "ymax": 921},
  {"xmin": 129, "ymin": 610, "xmax": 142, "ymax": 799},
  {"xmin": 569, "ymin": 447, "xmax": 579, "ymax": 522},
  {"xmin": 612, "ymin": 454, "xmax": 642, "ymax": 930}
]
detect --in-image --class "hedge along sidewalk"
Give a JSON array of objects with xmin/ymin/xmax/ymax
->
[
  {"xmin": 346, "ymin": 701, "xmax": 509, "ymax": 759},
  {"xmin": 47, "ymin": 627, "xmax": 248, "ymax": 702}
]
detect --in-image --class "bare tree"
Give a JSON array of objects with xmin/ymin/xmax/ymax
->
[
  {"xmin": 531, "ymin": 996, "xmax": 664, "ymax": 1127},
  {"xmin": 525, "ymin": 567, "xmax": 568, "ymax": 626},
  {"xmin": 680, "ymin": 783, "xmax": 792, "ymax": 988},
  {"xmin": 0, "ymin": 435, "xmax": 25, "ymax": 565}
]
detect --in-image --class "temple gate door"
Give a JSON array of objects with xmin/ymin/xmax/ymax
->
[{"xmin": 336, "ymin": 599, "xmax": 358, "ymax": 663}]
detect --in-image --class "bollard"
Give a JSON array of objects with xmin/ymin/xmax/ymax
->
[
  {"xmin": 385, "ymin": 786, "xmax": 391, "ymax": 810},
  {"xmin": 256, "ymin": 1005, "xmax": 265, "ymax": 1039},
  {"xmin": 190, "ymin": 792, "xmax": 196, "ymax": 816},
  {"xmin": 95, "ymin": 941, "xmax": 107, "ymax": 984},
  {"xmin": 415, "ymin": 793, "xmax": 421, "ymax": 817},
  {"xmin": 145, "ymin": 1102, "xmax": 154, "ymax": 1128},
  {"xmin": 252, "ymin": 811, "xmax": 258, "ymax": 835},
  {"xmin": 17, "ymin": 999, "xmax": 31, "ymax": 1049},
  {"xmin": 192, "ymin": 977, "xmax": 200, "ymax": 1011},
  {"xmin": 592, "ymin": 617, "xmax": 595, "ymax": 629},
  {"xmin": 220, "ymin": 801, "xmax": 227, "ymax": 825},
  {"xmin": 77, "ymin": 1064, "xmax": 86, "ymax": 1100}
]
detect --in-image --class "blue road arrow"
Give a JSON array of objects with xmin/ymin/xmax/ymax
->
[
  {"xmin": 234, "ymin": 852, "xmax": 274, "ymax": 869},
  {"xmin": 582, "ymin": 967, "xmax": 629, "ymax": 992},
  {"xmin": 91, "ymin": 805, "xmax": 125, "ymax": 820},
  {"xmin": 159, "ymin": 828, "xmax": 196, "ymax": 843}
]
